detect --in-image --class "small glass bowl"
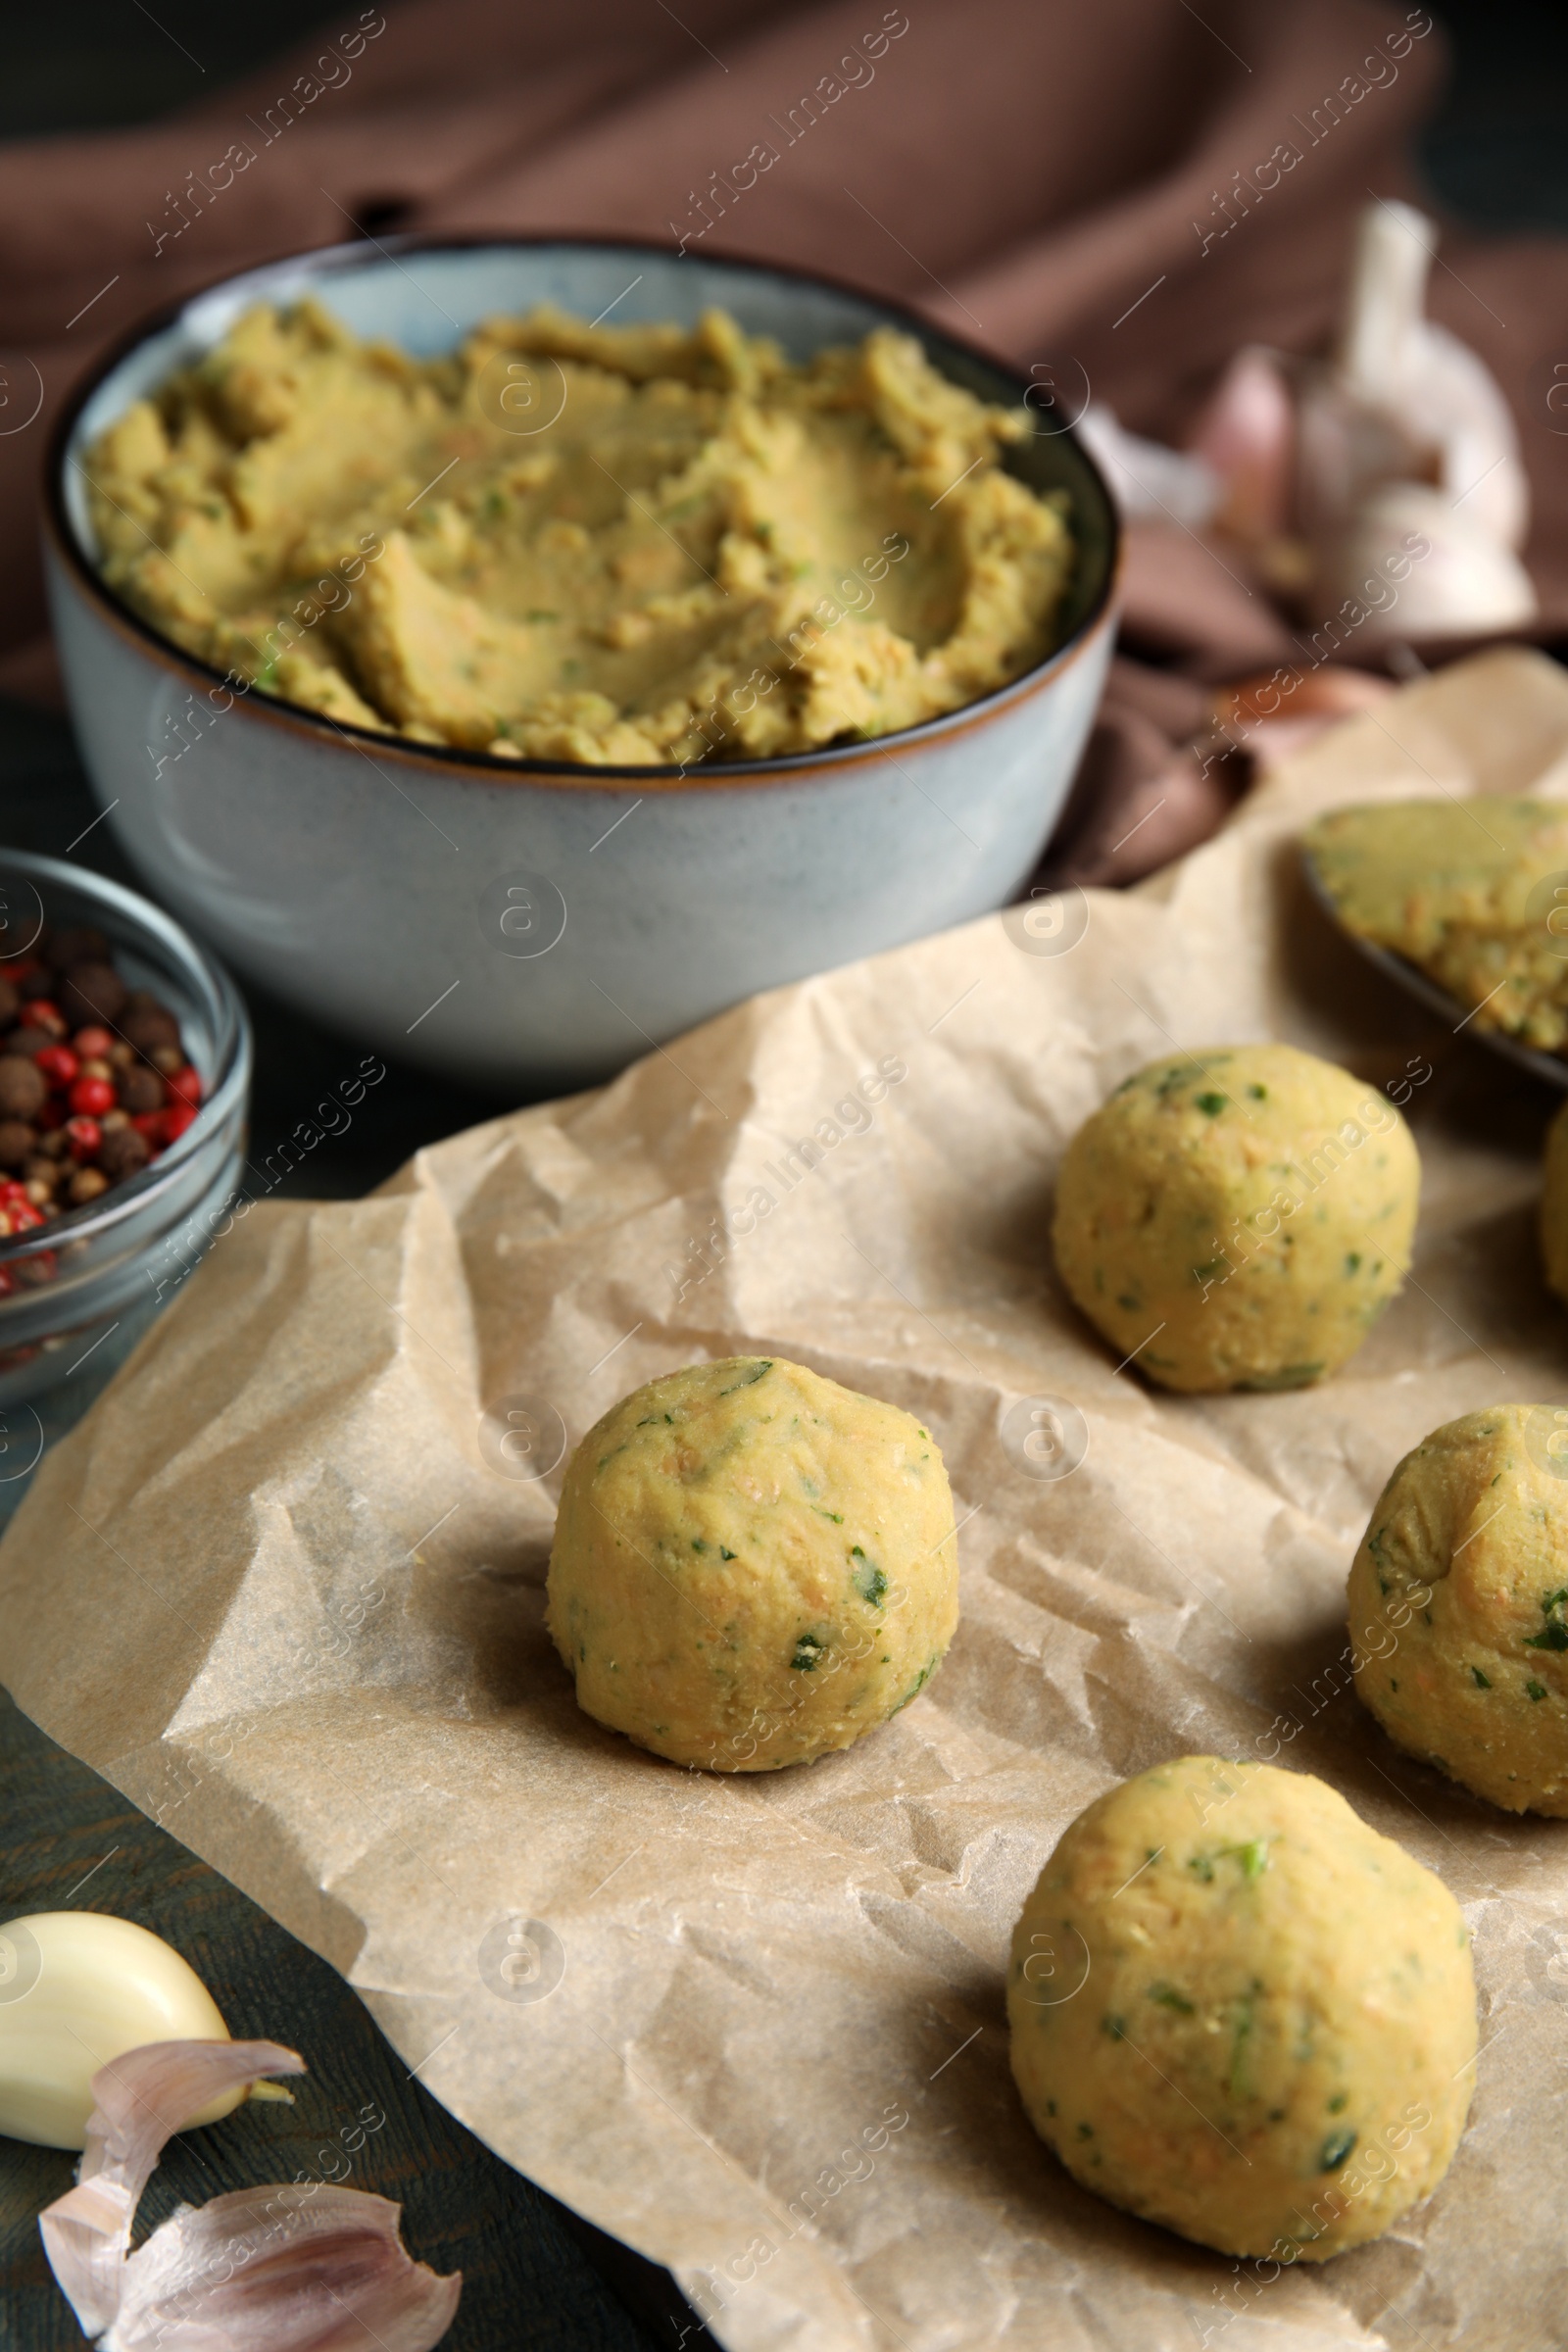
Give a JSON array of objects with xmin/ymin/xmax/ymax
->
[{"xmin": 0, "ymin": 849, "xmax": 251, "ymax": 1520}]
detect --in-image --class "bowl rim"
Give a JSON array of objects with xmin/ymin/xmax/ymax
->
[
  {"xmin": 0, "ymin": 846, "xmax": 252, "ymax": 1267},
  {"xmin": 45, "ymin": 229, "xmax": 1122, "ymax": 796}
]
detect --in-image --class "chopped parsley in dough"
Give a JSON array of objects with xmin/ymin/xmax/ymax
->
[
  {"xmin": 1007, "ymin": 1757, "xmax": 1475, "ymax": 2260},
  {"xmin": 1052, "ymin": 1042, "xmax": 1419, "ymax": 1394},
  {"xmin": 546, "ymin": 1355, "xmax": 957, "ymax": 1771},
  {"xmin": 1349, "ymin": 1403, "xmax": 1568, "ymax": 1813}
]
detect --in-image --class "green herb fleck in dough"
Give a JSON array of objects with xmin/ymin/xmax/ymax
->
[
  {"xmin": 691, "ymin": 1539, "xmax": 707, "ymax": 1552},
  {"xmin": 1327, "ymin": 2092, "xmax": 1348, "ymax": 2113},
  {"xmin": 1471, "ymin": 1666, "xmax": 1492, "ymax": 1689},
  {"xmin": 1227, "ymin": 1989, "xmax": 1257, "ymax": 2099},
  {"xmin": 1102, "ymin": 2014, "xmax": 1127, "ymax": 2040},
  {"xmin": 1077, "ymin": 2122, "xmax": 1094, "ymax": 2139},
  {"xmin": 1196, "ymin": 1093, "xmax": 1228, "ymax": 1116},
  {"xmin": 1345, "ymin": 1252, "xmax": 1362, "ymax": 1274},
  {"xmin": 890, "ymin": 1658, "xmax": 936, "ymax": 1712},
  {"xmin": 791, "ymin": 1634, "xmax": 826, "ymax": 1672},
  {"xmin": 1189, "ymin": 1839, "xmax": 1269, "ymax": 1886},
  {"xmin": 1526, "ymin": 1590, "xmax": 1568, "ymax": 1651},
  {"xmin": 718, "ymin": 1360, "xmax": 772, "ymax": 1396},
  {"xmin": 719, "ymin": 1546, "xmax": 736, "ymax": 1561},
  {"xmin": 1319, "ymin": 2128, "xmax": 1357, "ymax": 2172},
  {"xmin": 1248, "ymin": 1083, "xmax": 1267, "ymax": 1100},
  {"xmin": 813, "ymin": 1506, "xmax": 845, "ymax": 1523},
  {"xmin": 1147, "ymin": 1983, "xmax": 1195, "ymax": 2013},
  {"xmin": 853, "ymin": 1556, "xmax": 888, "ymax": 1605},
  {"xmin": 1527, "ymin": 1680, "xmax": 1547, "ymax": 1700}
]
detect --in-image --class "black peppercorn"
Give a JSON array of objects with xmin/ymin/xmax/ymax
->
[
  {"xmin": 118, "ymin": 1065, "xmax": 165, "ymax": 1115},
  {"xmin": 0, "ymin": 1056, "xmax": 47, "ymax": 1120},
  {"xmin": 0, "ymin": 1118, "xmax": 35, "ymax": 1170},
  {"xmin": 98, "ymin": 1125, "xmax": 153, "ymax": 1182},
  {"xmin": 60, "ymin": 962, "xmax": 129, "ymax": 1029}
]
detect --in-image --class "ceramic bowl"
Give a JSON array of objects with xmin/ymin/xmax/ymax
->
[{"xmin": 45, "ymin": 237, "xmax": 1119, "ymax": 1091}]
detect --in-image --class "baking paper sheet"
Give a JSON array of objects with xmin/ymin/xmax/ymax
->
[{"xmin": 6, "ymin": 646, "xmax": 1568, "ymax": 2352}]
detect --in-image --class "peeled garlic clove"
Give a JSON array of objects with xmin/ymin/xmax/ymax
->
[
  {"xmin": 1184, "ymin": 345, "xmax": 1296, "ymax": 543},
  {"xmin": 0, "ymin": 1911, "xmax": 246, "ymax": 2150},
  {"xmin": 1311, "ymin": 481, "xmax": 1537, "ymax": 641}
]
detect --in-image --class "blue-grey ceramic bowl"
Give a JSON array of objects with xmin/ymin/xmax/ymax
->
[{"xmin": 46, "ymin": 238, "xmax": 1119, "ymax": 1091}]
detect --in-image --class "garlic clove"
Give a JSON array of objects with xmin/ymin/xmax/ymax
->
[
  {"xmin": 1073, "ymin": 403, "xmax": 1221, "ymax": 528},
  {"xmin": 0, "ymin": 1911, "xmax": 245, "ymax": 2150},
  {"xmin": 1311, "ymin": 481, "xmax": 1537, "ymax": 641},
  {"xmin": 1184, "ymin": 345, "xmax": 1296, "ymax": 544}
]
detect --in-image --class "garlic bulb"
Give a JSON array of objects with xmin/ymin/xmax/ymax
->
[
  {"xmin": 0, "ymin": 1911, "xmax": 248, "ymax": 2150},
  {"xmin": 1336, "ymin": 201, "xmax": 1528, "ymax": 552},
  {"xmin": 1313, "ymin": 481, "xmax": 1537, "ymax": 643},
  {"xmin": 1299, "ymin": 199, "xmax": 1535, "ymax": 633}
]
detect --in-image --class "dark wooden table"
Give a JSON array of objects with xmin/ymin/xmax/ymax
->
[{"xmin": 0, "ymin": 1690, "xmax": 682, "ymax": 2352}]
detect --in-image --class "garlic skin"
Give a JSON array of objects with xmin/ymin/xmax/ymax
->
[
  {"xmin": 1313, "ymin": 482, "xmax": 1538, "ymax": 643},
  {"xmin": 0, "ymin": 1912, "xmax": 243, "ymax": 2150},
  {"xmin": 39, "ymin": 2036, "xmax": 460, "ymax": 2352}
]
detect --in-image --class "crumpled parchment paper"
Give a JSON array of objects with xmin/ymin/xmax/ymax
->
[{"xmin": 6, "ymin": 646, "xmax": 1568, "ymax": 2352}]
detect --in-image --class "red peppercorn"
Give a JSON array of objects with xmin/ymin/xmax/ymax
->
[
  {"xmin": 165, "ymin": 1066, "xmax": 203, "ymax": 1109},
  {"xmin": 35, "ymin": 1045, "xmax": 79, "ymax": 1090},
  {"xmin": 7, "ymin": 1200, "xmax": 43, "ymax": 1232},
  {"xmin": 0, "ymin": 1179, "xmax": 27, "ymax": 1206},
  {"xmin": 72, "ymin": 1026, "xmax": 114, "ymax": 1059},
  {"xmin": 64, "ymin": 1115, "xmax": 102, "ymax": 1158},
  {"xmin": 161, "ymin": 1103, "xmax": 198, "ymax": 1145},
  {"xmin": 69, "ymin": 1076, "xmax": 117, "ymax": 1118},
  {"xmin": 130, "ymin": 1110, "xmax": 165, "ymax": 1142},
  {"xmin": 22, "ymin": 1000, "xmax": 67, "ymax": 1038}
]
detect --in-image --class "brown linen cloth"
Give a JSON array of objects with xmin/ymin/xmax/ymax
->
[{"xmin": 3, "ymin": 0, "xmax": 1564, "ymax": 875}]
